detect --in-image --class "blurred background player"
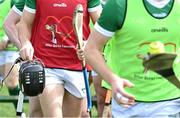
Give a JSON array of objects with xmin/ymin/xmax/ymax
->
[
  {"xmin": 0, "ymin": 0, "xmax": 20, "ymax": 112},
  {"xmin": 3, "ymin": 0, "xmax": 44, "ymax": 117}
]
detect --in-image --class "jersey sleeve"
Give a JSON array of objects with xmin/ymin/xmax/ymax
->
[
  {"xmin": 88, "ymin": 0, "xmax": 102, "ymax": 12},
  {"xmin": 12, "ymin": 0, "xmax": 25, "ymax": 15},
  {"xmin": 94, "ymin": 0, "xmax": 126, "ymax": 37},
  {"xmin": 24, "ymin": 0, "xmax": 36, "ymax": 14}
]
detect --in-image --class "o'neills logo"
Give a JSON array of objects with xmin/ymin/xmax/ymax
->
[
  {"xmin": 53, "ymin": 3, "xmax": 67, "ymax": 8},
  {"xmin": 151, "ymin": 27, "xmax": 168, "ymax": 33}
]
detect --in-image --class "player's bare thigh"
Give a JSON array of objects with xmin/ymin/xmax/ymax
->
[
  {"xmin": 39, "ymin": 84, "xmax": 64, "ymax": 117},
  {"xmin": 29, "ymin": 96, "xmax": 43, "ymax": 117},
  {"xmin": 63, "ymin": 90, "xmax": 84, "ymax": 117}
]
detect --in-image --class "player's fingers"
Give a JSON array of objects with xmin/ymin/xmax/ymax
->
[
  {"xmin": 115, "ymin": 93, "xmax": 135, "ymax": 106},
  {"xmin": 121, "ymin": 104, "xmax": 132, "ymax": 108},
  {"xmin": 78, "ymin": 55, "xmax": 85, "ymax": 60},
  {"xmin": 19, "ymin": 48, "xmax": 26, "ymax": 60},
  {"xmin": 76, "ymin": 49, "xmax": 85, "ymax": 60},
  {"xmin": 117, "ymin": 86, "xmax": 135, "ymax": 100},
  {"xmin": 124, "ymin": 79, "xmax": 134, "ymax": 88},
  {"xmin": 75, "ymin": 44, "xmax": 78, "ymax": 49},
  {"xmin": 19, "ymin": 47, "xmax": 33, "ymax": 61},
  {"xmin": 29, "ymin": 48, "xmax": 34, "ymax": 60}
]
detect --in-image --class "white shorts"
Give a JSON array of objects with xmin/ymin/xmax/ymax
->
[
  {"xmin": 45, "ymin": 68, "xmax": 89, "ymax": 98},
  {"xmin": 0, "ymin": 51, "xmax": 19, "ymax": 66},
  {"xmin": 112, "ymin": 98, "xmax": 180, "ymax": 118}
]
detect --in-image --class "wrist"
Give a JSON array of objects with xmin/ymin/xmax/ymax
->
[
  {"xmin": 21, "ymin": 39, "xmax": 31, "ymax": 46},
  {"xmin": 109, "ymin": 74, "xmax": 119, "ymax": 84}
]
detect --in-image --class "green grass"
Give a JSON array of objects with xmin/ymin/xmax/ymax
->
[
  {"xmin": 0, "ymin": 84, "xmax": 97, "ymax": 117},
  {"xmin": 0, "ymin": 86, "xmax": 29, "ymax": 117}
]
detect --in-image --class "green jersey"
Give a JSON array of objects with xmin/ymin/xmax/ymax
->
[
  {"xmin": 12, "ymin": 0, "xmax": 25, "ymax": 16},
  {"xmin": 11, "ymin": 0, "xmax": 18, "ymax": 7},
  {"xmin": 97, "ymin": 0, "xmax": 180, "ymax": 102}
]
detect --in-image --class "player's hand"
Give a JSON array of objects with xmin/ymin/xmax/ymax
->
[
  {"xmin": 111, "ymin": 75, "xmax": 135, "ymax": 107},
  {"xmin": 76, "ymin": 48, "xmax": 84, "ymax": 60},
  {"xmin": 19, "ymin": 41, "xmax": 34, "ymax": 61},
  {"xmin": 76, "ymin": 40, "xmax": 87, "ymax": 60}
]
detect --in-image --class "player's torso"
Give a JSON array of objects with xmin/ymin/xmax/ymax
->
[
  {"xmin": 111, "ymin": 0, "xmax": 180, "ymax": 101},
  {"xmin": 31, "ymin": 0, "xmax": 91, "ymax": 69}
]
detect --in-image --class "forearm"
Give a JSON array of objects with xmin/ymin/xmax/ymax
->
[
  {"xmin": 17, "ymin": 20, "xmax": 32, "ymax": 46},
  {"xmin": 84, "ymin": 31, "xmax": 116, "ymax": 85},
  {"xmin": 17, "ymin": 11, "xmax": 35, "ymax": 60},
  {"xmin": 85, "ymin": 31, "xmax": 135, "ymax": 104},
  {"xmin": 17, "ymin": 10, "xmax": 35, "ymax": 46},
  {"xmin": 3, "ymin": 10, "xmax": 23, "ymax": 49},
  {"xmin": 3, "ymin": 22, "xmax": 21, "ymax": 49},
  {"xmin": 85, "ymin": 48, "xmax": 115, "ymax": 83}
]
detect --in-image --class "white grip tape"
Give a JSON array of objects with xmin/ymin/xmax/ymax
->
[{"xmin": 17, "ymin": 91, "xmax": 24, "ymax": 113}]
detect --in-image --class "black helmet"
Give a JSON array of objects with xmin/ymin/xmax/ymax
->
[{"xmin": 19, "ymin": 60, "xmax": 45, "ymax": 96}]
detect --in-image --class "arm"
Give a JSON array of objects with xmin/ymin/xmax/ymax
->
[
  {"xmin": 84, "ymin": 30, "xmax": 114, "ymax": 87},
  {"xmin": 3, "ymin": 9, "xmax": 21, "ymax": 49},
  {"xmin": 84, "ymin": 29, "xmax": 135, "ymax": 107},
  {"xmin": 89, "ymin": 9, "xmax": 102, "ymax": 24},
  {"xmin": 17, "ymin": 10, "xmax": 35, "ymax": 60}
]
